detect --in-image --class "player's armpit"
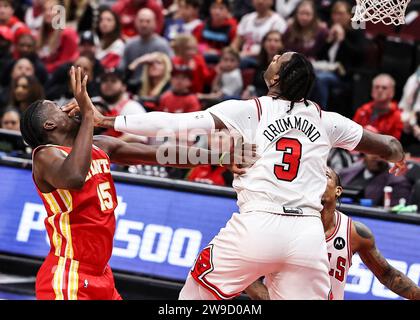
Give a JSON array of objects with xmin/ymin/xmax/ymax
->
[
  {"xmin": 356, "ymin": 221, "xmax": 420, "ymax": 300},
  {"xmin": 33, "ymin": 147, "xmax": 88, "ymax": 192},
  {"xmin": 245, "ymin": 280, "xmax": 270, "ymax": 300}
]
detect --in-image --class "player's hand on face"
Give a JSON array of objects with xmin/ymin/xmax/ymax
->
[{"xmin": 61, "ymin": 100, "xmax": 80, "ymax": 117}]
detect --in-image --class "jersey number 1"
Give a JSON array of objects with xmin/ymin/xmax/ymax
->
[{"xmin": 274, "ymin": 138, "xmax": 302, "ymax": 182}]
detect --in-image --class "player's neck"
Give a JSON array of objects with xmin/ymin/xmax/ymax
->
[{"xmin": 322, "ymin": 207, "xmax": 336, "ymax": 236}]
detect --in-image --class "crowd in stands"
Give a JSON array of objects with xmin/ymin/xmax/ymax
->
[{"xmin": 0, "ymin": 0, "xmax": 419, "ymax": 210}]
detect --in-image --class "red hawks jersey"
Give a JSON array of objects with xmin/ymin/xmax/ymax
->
[
  {"xmin": 326, "ymin": 211, "xmax": 353, "ymax": 300},
  {"xmin": 208, "ymin": 97, "xmax": 363, "ymax": 215},
  {"xmin": 33, "ymin": 144, "xmax": 118, "ymax": 273}
]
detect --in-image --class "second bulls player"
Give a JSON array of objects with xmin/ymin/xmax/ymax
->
[
  {"xmin": 20, "ymin": 67, "xmax": 234, "ymax": 300},
  {"xmin": 91, "ymin": 52, "xmax": 408, "ymax": 299},
  {"xmin": 246, "ymin": 167, "xmax": 420, "ymax": 300}
]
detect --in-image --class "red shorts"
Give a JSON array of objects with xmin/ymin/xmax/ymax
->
[{"xmin": 36, "ymin": 254, "xmax": 122, "ymax": 300}]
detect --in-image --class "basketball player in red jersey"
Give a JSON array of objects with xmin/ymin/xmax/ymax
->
[
  {"xmin": 246, "ymin": 167, "xmax": 420, "ymax": 300},
  {"xmin": 20, "ymin": 67, "xmax": 241, "ymax": 300}
]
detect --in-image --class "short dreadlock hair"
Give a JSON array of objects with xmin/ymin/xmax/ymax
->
[
  {"xmin": 272, "ymin": 52, "xmax": 315, "ymax": 113},
  {"xmin": 20, "ymin": 100, "xmax": 49, "ymax": 149}
]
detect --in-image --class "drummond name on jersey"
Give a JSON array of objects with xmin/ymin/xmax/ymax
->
[{"xmin": 263, "ymin": 116, "xmax": 321, "ymax": 142}]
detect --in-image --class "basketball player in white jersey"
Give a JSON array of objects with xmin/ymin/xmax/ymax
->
[
  {"xmin": 88, "ymin": 51, "xmax": 407, "ymax": 299},
  {"xmin": 246, "ymin": 167, "xmax": 420, "ymax": 300}
]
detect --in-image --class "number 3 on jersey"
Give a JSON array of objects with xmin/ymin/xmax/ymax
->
[
  {"xmin": 274, "ymin": 138, "xmax": 302, "ymax": 182},
  {"xmin": 97, "ymin": 182, "xmax": 114, "ymax": 211}
]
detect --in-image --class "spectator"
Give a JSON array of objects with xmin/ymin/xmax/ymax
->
[
  {"xmin": 0, "ymin": 26, "xmax": 13, "ymax": 82},
  {"xmin": 9, "ymin": 75, "xmax": 45, "ymax": 113},
  {"xmin": 282, "ymin": 0, "xmax": 328, "ymax": 60},
  {"xmin": 353, "ymin": 74, "xmax": 403, "ymax": 140},
  {"xmin": 399, "ymin": 66, "xmax": 420, "ymax": 156},
  {"xmin": 158, "ymin": 64, "xmax": 201, "ymax": 113},
  {"xmin": 37, "ymin": 0, "xmax": 80, "ymax": 73},
  {"xmin": 339, "ymin": 153, "xmax": 412, "ymax": 207},
  {"xmin": 231, "ymin": 0, "xmax": 287, "ymax": 66},
  {"xmin": 132, "ymin": 51, "xmax": 172, "ymax": 110},
  {"xmin": 187, "ymin": 164, "xmax": 231, "ymax": 186},
  {"xmin": 99, "ymin": 68, "xmax": 147, "ymax": 141},
  {"xmin": 275, "ymin": 0, "xmax": 302, "ymax": 19},
  {"xmin": 1, "ymin": 106, "xmax": 20, "ymax": 131},
  {"xmin": 112, "ymin": 0, "xmax": 164, "ymax": 38},
  {"xmin": 11, "ymin": 33, "xmax": 48, "ymax": 84},
  {"xmin": 77, "ymin": 30, "xmax": 105, "ymax": 77},
  {"xmin": 242, "ymin": 30, "xmax": 284, "ymax": 98},
  {"xmin": 172, "ymin": 34, "xmax": 212, "ymax": 93},
  {"xmin": 192, "ymin": 0, "xmax": 237, "ymax": 61},
  {"xmin": 198, "ymin": 47, "xmax": 243, "ymax": 104},
  {"xmin": 25, "ymin": 0, "xmax": 44, "ymax": 31},
  {"xmin": 63, "ymin": 0, "xmax": 92, "ymax": 29},
  {"xmin": 0, "ymin": 0, "xmax": 30, "ymax": 42},
  {"xmin": 95, "ymin": 6, "xmax": 125, "ymax": 69},
  {"xmin": 311, "ymin": 0, "xmax": 366, "ymax": 108},
  {"xmin": 45, "ymin": 54, "xmax": 100, "ymax": 105},
  {"xmin": 0, "ymin": 58, "xmax": 35, "ymax": 110},
  {"xmin": 120, "ymin": 8, "xmax": 173, "ymax": 92},
  {"xmin": 164, "ymin": 0, "xmax": 202, "ymax": 41}
]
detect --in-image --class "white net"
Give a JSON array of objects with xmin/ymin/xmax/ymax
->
[{"xmin": 352, "ymin": 0, "xmax": 412, "ymax": 25}]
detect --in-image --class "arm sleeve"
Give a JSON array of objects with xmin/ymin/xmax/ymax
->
[
  {"xmin": 207, "ymin": 99, "xmax": 260, "ymax": 143},
  {"xmin": 322, "ymin": 111, "xmax": 363, "ymax": 150},
  {"xmin": 114, "ymin": 111, "xmax": 215, "ymax": 136}
]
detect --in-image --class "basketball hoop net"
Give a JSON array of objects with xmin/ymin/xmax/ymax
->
[{"xmin": 352, "ymin": 0, "xmax": 412, "ymax": 25}]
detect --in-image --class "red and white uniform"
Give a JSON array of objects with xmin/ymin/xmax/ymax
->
[
  {"xmin": 180, "ymin": 97, "xmax": 363, "ymax": 300},
  {"xmin": 33, "ymin": 144, "xmax": 121, "ymax": 300},
  {"xmin": 326, "ymin": 211, "xmax": 353, "ymax": 300}
]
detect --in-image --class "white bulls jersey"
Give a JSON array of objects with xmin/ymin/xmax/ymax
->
[
  {"xmin": 326, "ymin": 211, "xmax": 353, "ymax": 300},
  {"xmin": 208, "ymin": 97, "xmax": 363, "ymax": 215}
]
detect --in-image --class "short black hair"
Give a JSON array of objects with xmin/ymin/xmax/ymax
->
[
  {"xmin": 20, "ymin": 100, "xmax": 49, "ymax": 149},
  {"xmin": 273, "ymin": 52, "xmax": 315, "ymax": 112}
]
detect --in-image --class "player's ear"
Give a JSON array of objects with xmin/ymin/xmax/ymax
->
[
  {"xmin": 43, "ymin": 120, "xmax": 57, "ymax": 131},
  {"xmin": 335, "ymin": 186, "xmax": 343, "ymax": 199},
  {"xmin": 269, "ymin": 74, "xmax": 280, "ymax": 87}
]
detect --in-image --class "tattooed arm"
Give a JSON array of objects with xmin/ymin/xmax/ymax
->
[{"xmin": 352, "ymin": 221, "xmax": 420, "ymax": 300}]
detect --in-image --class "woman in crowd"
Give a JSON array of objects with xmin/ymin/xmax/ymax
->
[
  {"xmin": 242, "ymin": 30, "xmax": 284, "ymax": 98},
  {"xmin": 9, "ymin": 75, "xmax": 45, "ymax": 113},
  {"xmin": 95, "ymin": 6, "xmax": 125, "ymax": 69},
  {"xmin": 130, "ymin": 52, "xmax": 172, "ymax": 110},
  {"xmin": 37, "ymin": 0, "xmax": 79, "ymax": 73},
  {"xmin": 282, "ymin": 0, "xmax": 328, "ymax": 60},
  {"xmin": 1, "ymin": 107, "xmax": 20, "ymax": 132}
]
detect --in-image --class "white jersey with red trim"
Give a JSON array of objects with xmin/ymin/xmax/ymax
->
[
  {"xmin": 326, "ymin": 210, "xmax": 353, "ymax": 300},
  {"xmin": 208, "ymin": 97, "xmax": 363, "ymax": 215}
]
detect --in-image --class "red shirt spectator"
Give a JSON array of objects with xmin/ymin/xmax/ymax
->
[
  {"xmin": 158, "ymin": 65, "xmax": 202, "ymax": 113},
  {"xmin": 187, "ymin": 165, "xmax": 228, "ymax": 186},
  {"xmin": 158, "ymin": 91, "xmax": 201, "ymax": 113},
  {"xmin": 353, "ymin": 74, "xmax": 403, "ymax": 140},
  {"xmin": 39, "ymin": 28, "xmax": 80, "ymax": 73},
  {"xmin": 5, "ymin": 16, "xmax": 31, "ymax": 42},
  {"xmin": 193, "ymin": 17, "xmax": 237, "ymax": 53},
  {"xmin": 172, "ymin": 54, "xmax": 213, "ymax": 93},
  {"xmin": 112, "ymin": 0, "xmax": 164, "ymax": 38},
  {"xmin": 353, "ymin": 101, "xmax": 403, "ymax": 139}
]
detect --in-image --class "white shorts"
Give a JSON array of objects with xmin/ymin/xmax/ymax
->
[{"xmin": 180, "ymin": 211, "xmax": 331, "ymax": 300}]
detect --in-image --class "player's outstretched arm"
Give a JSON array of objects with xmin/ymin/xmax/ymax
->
[
  {"xmin": 353, "ymin": 221, "xmax": 420, "ymax": 300},
  {"xmin": 34, "ymin": 67, "xmax": 94, "ymax": 191},
  {"xmin": 92, "ymin": 135, "xmax": 246, "ymax": 169},
  {"xmin": 354, "ymin": 129, "xmax": 407, "ymax": 176}
]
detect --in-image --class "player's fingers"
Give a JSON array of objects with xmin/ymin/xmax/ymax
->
[
  {"xmin": 68, "ymin": 107, "xmax": 81, "ymax": 117},
  {"xmin": 69, "ymin": 66, "xmax": 76, "ymax": 93},
  {"xmin": 82, "ymin": 74, "xmax": 88, "ymax": 91},
  {"xmin": 76, "ymin": 67, "xmax": 81, "ymax": 93}
]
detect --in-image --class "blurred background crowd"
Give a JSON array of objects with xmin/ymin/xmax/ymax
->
[{"xmin": 0, "ymin": 0, "xmax": 420, "ymax": 210}]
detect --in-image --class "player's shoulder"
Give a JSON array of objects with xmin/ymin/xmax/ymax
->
[{"xmin": 350, "ymin": 219, "xmax": 375, "ymax": 252}]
